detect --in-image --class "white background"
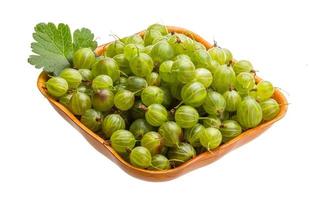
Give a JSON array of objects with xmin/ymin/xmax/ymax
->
[{"xmin": 0, "ymin": 0, "xmax": 308, "ymax": 199}]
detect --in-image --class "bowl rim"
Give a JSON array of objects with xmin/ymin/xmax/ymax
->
[{"xmin": 37, "ymin": 25, "xmax": 288, "ymax": 177}]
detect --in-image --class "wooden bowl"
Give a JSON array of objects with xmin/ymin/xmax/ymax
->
[{"xmin": 37, "ymin": 26, "xmax": 288, "ymax": 182}]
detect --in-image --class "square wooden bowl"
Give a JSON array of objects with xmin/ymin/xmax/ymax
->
[{"xmin": 37, "ymin": 26, "xmax": 288, "ymax": 182}]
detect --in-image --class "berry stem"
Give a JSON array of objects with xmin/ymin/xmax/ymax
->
[
  {"xmin": 169, "ymin": 101, "xmax": 183, "ymax": 115},
  {"xmin": 168, "ymin": 158, "xmax": 185, "ymax": 163},
  {"xmin": 136, "ymin": 44, "xmax": 140, "ymax": 56},
  {"xmin": 213, "ymin": 40, "xmax": 218, "ymax": 47},
  {"xmin": 125, "ymin": 148, "xmax": 132, "ymax": 154},
  {"xmin": 138, "ymin": 104, "xmax": 148, "ymax": 111},
  {"xmin": 109, "ymin": 33, "xmax": 122, "ymax": 41},
  {"xmin": 133, "ymin": 88, "xmax": 144, "ymax": 95},
  {"xmin": 119, "ymin": 70, "xmax": 128, "ymax": 77},
  {"xmin": 174, "ymin": 101, "xmax": 183, "ymax": 109}
]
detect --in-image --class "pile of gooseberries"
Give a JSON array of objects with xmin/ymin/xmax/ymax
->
[{"xmin": 45, "ymin": 24, "xmax": 280, "ymax": 170}]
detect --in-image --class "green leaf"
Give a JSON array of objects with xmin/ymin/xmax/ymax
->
[
  {"xmin": 73, "ymin": 28, "xmax": 98, "ymax": 51},
  {"xmin": 28, "ymin": 23, "xmax": 73, "ymax": 75},
  {"xmin": 28, "ymin": 23, "xmax": 97, "ymax": 75}
]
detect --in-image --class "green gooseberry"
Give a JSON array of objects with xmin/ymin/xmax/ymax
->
[
  {"xmin": 78, "ymin": 69, "xmax": 93, "ymax": 82},
  {"xmin": 158, "ymin": 121, "xmax": 183, "ymax": 147},
  {"xmin": 141, "ymin": 86, "xmax": 164, "ymax": 106},
  {"xmin": 126, "ymin": 76, "xmax": 148, "ymax": 96},
  {"xmin": 145, "ymin": 104, "xmax": 168, "ymax": 127},
  {"xmin": 200, "ymin": 127, "xmax": 222, "ymax": 150},
  {"xmin": 202, "ymin": 90, "xmax": 226, "ymax": 115},
  {"xmin": 111, "ymin": 130, "xmax": 136, "ymax": 153},
  {"xmin": 223, "ymin": 89, "xmax": 242, "ymax": 112},
  {"xmin": 91, "ymin": 75, "xmax": 113, "ymax": 91},
  {"xmin": 92, "ymin": 57, "xmax": 120, "ymax": 81},
  {"xmin": 212, "ymin": 64, "xmax": 236, "ymax": 93},
  {"xmin": 167, "ymin": 142, "xmax": 196, "ymax": 166},
  {"xmin": 124, "ymin": 44, "xmax": 144, "ymax": 61},
  {"xmin": 129, "ymin": 119, "xmax": 154, "ymax": 140},
  {"xmin": 233, "ymin": 60, "xmax": 253, "ymax": 75},
  {"xmin": 256, "ymin": 80, "xmax": 275, "ymax": 102},
  {"xmin": 192, "ymin": 41, "xmax": 206, "ymax": 51},
  {"xmin": 171, "ymin": 58, "xmax": 195, "ymax": 84},
  {"xmin": 202, "ymin": 115, "xmax": 221, "ymax": 129},
  {"xmin": 73, "ymin": 48, "xmax": 96, "ymax": 69},
  {"xmin": 190, "ymin": 49, "xmax": 212, "ymax": 68},
  {"xmin": 77, "ymin": 85, "xmax": 92, "ymax": 96},
  {"xmin": 114, "ymin": 89, "xmax": 135, "ymax": 111},
  {"xmin": 146, "ymin": 72, "xmax": 160, "ymax": 86},
  {"xmin": 124, "ymin": 34, "xmax": 144, "ymax": 45},
  {"xmin": 220, "ymin": 120, "xmax": 242, "ymax": 143},
  {"xmin": 69, "ymin": 91, "xmax": 91, "ymax": 115},
  {"xmin": 184, "ymin": 123, "xmax": 206, "ymax": 147},
  {"xmin": 141, "ymin": 131, "xmax": 164, "ymax": 155},
  {"xmin": 181, "ymin": 81, "xmax": 207, "ymax": 107},
  {"xmin": 175, "ymin": 105, "xmax": 199, "ymax": 128},
  {"xmin": 168, "ymin": 33, "xmax": 194, "ymax": 55},
  {"xmin": 102, "ymin": 114, "xmax": 126, "ymax": 139},
  {"xmin": 113, "ymin": 54, "xmax": 132, "ymax": 75},
  {"xmin": 259, "ymin": 98, "xmax": 280, "ymax": 121},
  {"xmin": 208, "ymin": 46, "xmax": 227, "ymax": 65},
  {"xmin": 144, "ymin": 29, "xmax": 162, "ymax": 46},
  {"xmin": 236, "ymin": 96, "xmax": 263, "ymax": 129},
  {"xmin": 205, "ymin": 60, "xmax": 221, "ymax": 74},
  {"xmin": 129, "ymin": 53, "xmax": 154, "ymax": 77},
  {"xmin": 159, "ymin": 60, "xmax": 177, "ymax": 83},
  {"xmin": 235, "ymin": 72, "xmax": 255, "ymax": 94},
  {"xmin": 147, "ymin": 23, "xmax": 168, "ymax": 35},
  {"xmin": 59, "ymin": 93, "xmax": 72, "ymax": 108},
  {"xmin": 223, "ymin": 48, "xmax": 233, "ymax": 64},
  {"xmin": 59, "ymin": 68, "xmax": 82, "ymax": 89},
  {"xmin": 92, "ymin": 89, "xmax": 114, "ymax": 112},
  {"xmin": 194, "ymin": 68, "xmax": 213, "ymax": 88},
  {"xmin": 129, "ymin": 146, "xmax": 152, "ymax": 169},
  {"xmin": 45, "ymin": 77, "xmax": 68, "ymax": 98},
  {"xmin": 80, "ymin": 109, "xmax": 103, "ymax": 132},
  {"xmin": 105, "ymin": 40, "xmax": 125, "ymax": 57},
  {"xmin": 174, "ymin": 54, "xmax": 191, "ymax": 61},
  {"xmin": 150, "ymin": 154, "xmax": 171, "ymax": 170},
  {"xmin": 150, "ymin": 41, "xmax": 175, "ymax": 64}
]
